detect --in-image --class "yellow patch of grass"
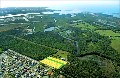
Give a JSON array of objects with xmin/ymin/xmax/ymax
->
[{"xmin": 40, "ymin": 57, "xmax": 67, "ymax": 69}]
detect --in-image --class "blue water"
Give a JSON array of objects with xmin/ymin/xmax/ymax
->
[
  {"xmin": 48, "ymin": 2, "xmax": 120, "ymax": 17},
  {"xmin": 44, "ymin": 27, "xmax": 58, "ymax": 32},
  {"xmin": 1, "ymin": 1, "xmax": 120, "ymax": 17}
]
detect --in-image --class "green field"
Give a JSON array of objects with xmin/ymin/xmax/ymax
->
[
  {"xmin": 0, "ymin": 48, "xmax": 3, "ymax": 54},
  {"xmin": 0, "ymin": 48, "xmax": 2, "ymax": 51},
  {"xmin": 52, "ymin": 51, "xmax": 69, "ymax": 59},
  {"xmin": 95, "ymin": 30, "xmax": 120, "ymax": 53},
  {"xmin": 40, "ymin": 56, "xmax": 67, "ymax": 69},
  {"xmin": 0, "ymin": 24, "xmax": 26, "ymax": 32},
  {"xmin": 72, "ymin": 22, "xmax": 96, "ymax": 30},
  {"xmin": 95, "ymin": 30, "xmax": 120, "ymax": 36},
  {"xmin": 111, "ymin": 37, "xmax": 120, "ymax": 53}
]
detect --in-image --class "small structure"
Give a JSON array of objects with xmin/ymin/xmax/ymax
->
[{"xmin": 25, "ymin": 29, "xmax": 33, "ymax": 35}]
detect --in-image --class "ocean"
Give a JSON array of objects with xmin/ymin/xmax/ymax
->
[{"xmin": 47, "ymin": 1, "xmax": 120, "ymax": 17}]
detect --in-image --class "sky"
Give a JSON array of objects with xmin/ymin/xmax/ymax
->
[
  {"xmin": 0, "ymin": 0, "xmax": 119, "ymax": 8},
  {"xmin": 0, "ymin": 0, "xmax": 119, "ymax": 14}
]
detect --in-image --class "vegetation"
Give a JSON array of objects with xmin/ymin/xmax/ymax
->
[
  {"xmin": 72, "ymin": 22, "xmax": 97, "ymax": 30},
  {"xmin": 0, "ymin": 34, "xmax": 57, "ymax": 60},
  {"xmin": 52, "ymin": 51, "xmax": 69, "ymax": 59},
  {"xmin": 3, "ymin": 73, "xmax": 15, "ymax": 78},
  {"xmin": 95, "ymin": 30, "xmax": 120, "ymax": 53},
  {"xmin": 0, "ymin": 48, "xmax": 2, "ymax": 54},
  {"xmin": 95, "ymin": 30, "xmax": 120, "ymax": 36},
  {"xmin": 23, "ymin": 31, "xmax": 75, "ymax": 52},
  {"xmin": 111, "ymin": 37, "xmax": 120, "ymax": 53},
  {"xmin": 0, "ymin": 7, "xmax": 120, "ymax": 77},
  {"xmin": 0, "ymin": 24, "xmax": 27, "ymax": 32},
  {"xmin": 60, "ymin": 55, "xmax": 120, "ymax": 78}
]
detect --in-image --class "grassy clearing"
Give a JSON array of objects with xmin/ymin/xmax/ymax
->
[
  {"xmin": 72, "ymin": 22, "xmax": 96, "ymax": 30},
  {"xmin": 95, "ymin": 30, "xmax": 120, "ymax": 36},
  {"xmin": 40, "ymin": 57, "xmax": 67, "ymax": 69},
  {"xmin": 0, "ymin": 48, "xmax": 2, "ymax": 51},
  {"xmin": 95, "ymin": 30, "xmax": 120, "ymax": 53},
  {"xmin": 0, "ymin": 48, "xmax": 3, "ymax": 54},
  {"xmin": 52, "ymin": 51, "xmax": 69, "ymax": 59},
  {"xmin": 0, "ymin": 24, "xmax": 26, "ymax": 32},
  {"xmin": 111, "ymin": 37, "xmax": 120, "ymax": 53}
]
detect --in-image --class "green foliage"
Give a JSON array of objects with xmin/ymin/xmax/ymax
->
[
  {"xmin": 0, "ymin": 10, "xmax": 120, "ymax": 78},
  {"xmin": 0, "ymin": 24, "xmax": 26, "ymax": 32},
  {"xmin": 95, "ymin": 30, "xmax": 120, "ymax": 36},
  {"xmin": 0, "ymin": 48, "xmax": 3, "ymax": 54},
  {"xmin": 95, "ymin": 30, "xmax": 120, "ymax": 53},
  {"xmin": 61, "ymin": 55, "xmax": 120, "ymax": 78},
  {"xmin": 3, "ymin": 73, "xmax": 15, "ymax": 78},
  {"xmin": 23, "ymin": 31, "xmax": 75, "ymax": 52},
  {"xmin": 111, "ymin": 37, "xmax": 120, "ymax": 53},
  {"xmin": 0, "ymin": 35, "xmax": 57, "ymax": 60},
  {"xmin": 72, "ymin": 22, "xmax": 97, "ymax": 30},
  {"xmin": 52, "ymin": 51, "xmax": 69, "ymax": 59}
]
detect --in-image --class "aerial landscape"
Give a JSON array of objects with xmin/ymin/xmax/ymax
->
[{"xmin": 0, "ymin": 0, "xmax": 120, "ymax": 78}]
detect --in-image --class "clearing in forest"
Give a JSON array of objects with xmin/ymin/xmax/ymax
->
[
  {"xmin": 0, "ymin": 24, "xmax": 26, "ymax": 32},
  {"xmin": 40, "ymin": 57, "xmax": 67, "ymax": 69},
  {"xmin": 111, "ymin": 37, "xmax": 120, "ymax": 53},
  {"xmin": 95, "ymin": 30, "xmax": 120, "ymax": 52},
  {"xmin": 95, "ymin": 30, "xmax": 120, "ymax": 36},
  {"xmin": 72, "ymin": 22, "xmax": 96, "ymax": 30}
]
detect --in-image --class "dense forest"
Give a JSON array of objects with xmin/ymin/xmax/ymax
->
[
  {"xmin": 0, "ymin": 31, "xmax": 57, "ymax": 60},
  {"xmin": 59, "ymin": 55, "xmax": 120, "ymax": 78}
]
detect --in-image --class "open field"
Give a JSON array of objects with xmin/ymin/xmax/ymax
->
[
  {"xmin": 95, "ymin": 30, "xmax": 120, "ymax": 53},
  {"xmin": 72, "ymin": 22, "xmax": 96, "ymax": 30},
  {"xmin": 52, "ymin": 51, "xmax": 69, "ymax": 59},
  {"xmin": 47, "ymin": 57, "xmax": 67, "ymax": 64},
  {"xmin": 95, "ymin": 30, "xmax": 120, "ymax": 36},
  {"xmin": 0, "ymin": 48, "xmax": 2, "ymax": 54},
  {"xmin": 0, "ymin": 24, "xmax": 26, "ymax": 32},
  {"xmin": 111, "ymin": 37, "xmax": 120, "ymax": 53},
  {"xmin": 40, "ymin": 57, "xmax": 67, "ymax": 69},
  {"xmin": 0, "ymin": 48, "xmax": 2, "ymax": 51}
]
